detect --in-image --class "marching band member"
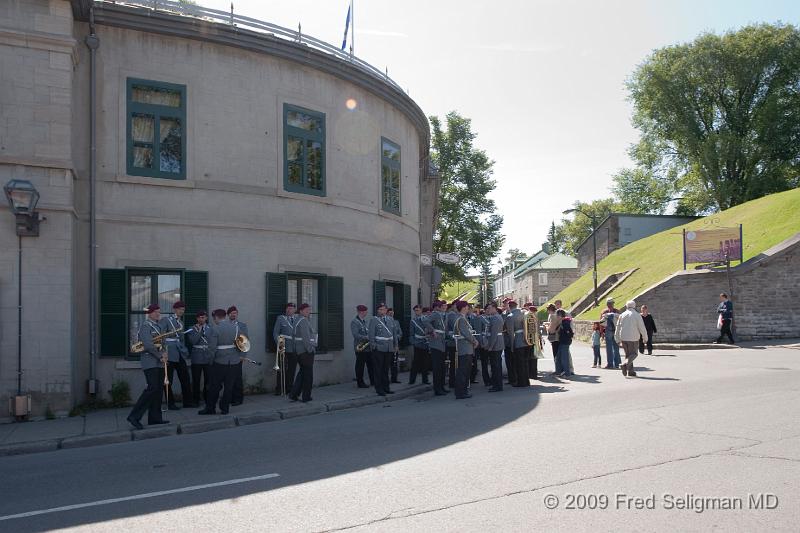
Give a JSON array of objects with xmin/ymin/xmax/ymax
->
[
  {"xmin": 506, "ymin": 301, "xmax": 530, "ymax": 387},
  {"xmin": 186, "ymin": 310, "xmax": 212, "ymax": 407},
  {"xmin": 468, "ymin": 304, "xmax": 482, "ymax": 384},
  {"xmin": 453, "ymin": 300, "xmax": 478, "ymax": 399},
  {"xmin": 227, "ymin": 306, "xmax": 248, "ymax": 406},
  {"xmin": 350, "ymin": 305, "xmax": 373, "ymax": 388},
  {"xmin": 273, "ymin": 303, "xmax": 298, "ymax": 395},
  {"xmin": 289, "ymin": 303, "xmax": 317, "ymax": 402},
  {"xmin": 526, "ymin": 304, "xmax": 540, "ymax": 380},
  {"xmin": 387, "ymin": 308, "xmax": 403, "ymax": 384},
  {"xmin": 200, "ymin": 308, "xmax": 242, "ymax": 415},
  {"xmin": 445, "ymin": 301, "xmax": 459, "ymax": 389},
  {"xmin": 474, "ymin": 305, "xmax": 492, "ymax": 386},
  {"xmin": 408, "ymin": 305, "xmax": 430, "ymax": 385},
  {"xmin": 159, "ymin": 301, "xmax": 194, "ymax": 409},
  {"xmin": 368, "ymin": 303, "xmax": 396, "ymax": 396},
  {"xmin": 426, "ymin": 300, "xmax": 449, "ymax": 396},
  {"xmin": 483, "ymin": 302, "xmax": 505, "ymax": 391},
  {"xmin": 502, "ymin": 299, "xmax": 516, "ymax": 385},
  {"xmin": 127, "ymin": 304, "xmax": 169, "ymax": 429}
]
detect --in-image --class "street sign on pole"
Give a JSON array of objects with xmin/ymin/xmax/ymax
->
[
  {"xmin": 420, "ymin": 254, "xmax": 432, "ymax": 266},
  {"xmin": 436, "ymin": 252, "xmax": 461, "ymax": 265}
]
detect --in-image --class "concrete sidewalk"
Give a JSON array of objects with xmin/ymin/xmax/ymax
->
[{"xmin": 0, "ymin": 377, "xmax": 431, "ymax": 457}]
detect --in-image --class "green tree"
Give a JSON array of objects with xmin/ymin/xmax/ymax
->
[
  {"xmin": 546, "ymin": 221, "xmax": 560, "ymax": 252},
  {"xmin": 431, "ymin": 112, "xmax": 504, "ymax": 286},
  {"xmin": 610, "ymin": 167, "xmax": 673, "ymax": 214},
  {"xmin": 555, "ymin": 198, "xmax": 618, "ymax": 255},
  {"xmin": 504, "ymin": 248, "xmax": 528, "ymax": 264},
  {"xmin": 627, "ymin": 23, "xmax": 800, "ymax": 211},
  {"xmin": 478, "ymin": 262, "xmax": 494, "ymax": 306}
]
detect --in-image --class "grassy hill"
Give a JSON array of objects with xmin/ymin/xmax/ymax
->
[
  {"xmin": 439, "ymin": 277, "xmax": 480, "ymax": 303},
  {"xmin": 553, "ymin": 188, "xmax": 800, "ymax": 320}
]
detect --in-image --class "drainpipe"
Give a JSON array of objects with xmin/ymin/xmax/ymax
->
[{"xmin": 85, "ymin": 8, "xmax": 99, "ymax": 396}]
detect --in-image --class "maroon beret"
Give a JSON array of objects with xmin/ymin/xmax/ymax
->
[
  {"xmin": 422, "ymin": 307, "xmax": 431, "ymax": 313},
  {"xmin": 456, "ymin": 301, "xmax": 469, "ymax": 311},
  {"xmin": 298, "ymin": 303, "xmax": 310, "ymax": 311},
  {"xmin": 145, "ymin": 304, "xmax": 160, "ymax": 313},
  {"xmin": 286, "ymin": 302, "xmax": 296, "ymax": 309},
  {"xmin": 387, "ymin": 308, "xmax": 394, "ymax": 312},
  {"xmin": 356, "ymin": 305, "xmax": 368, "ymax": 312},
  {"xmin": 226, "ymin": 306, "xmax": 237, "ymax": 315},
  {"xmin": 212, "ymin": 308, "xmax": 227, "ymax": 318},
  {"xmin": 173, "ymin": 300, "xmax": 186, "ymax": 309},
  {"xmin": 508, "ymin": 300, "xmax": 517, "ymax": 307},
  {"xmin": 196, "ymin": 309, "xmax": 208, "ymax": 318},
  {"xmin": 377, "ymin": 302, "xmax": 387, "ymax": 309}
]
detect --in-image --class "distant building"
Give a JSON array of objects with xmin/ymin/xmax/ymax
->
[
  {"xmin": 514, "ymin": 253, "xmax": 579, "ymax": 306},
  {"xmin": 575, "ymin": 214, "xmax": 699, "ymax": 275},
  {"xmin": 493, "ymin": 253, "xmax": 538, "ymax": 302}
]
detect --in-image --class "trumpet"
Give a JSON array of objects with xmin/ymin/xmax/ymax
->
[
  {"xmin": 130, "ymin": 328, "xmax": 182, "ymax": 353},
  {"xmin": 356, "ymin": 340, "xmax": 370, "ymax": 352},
  {"xmin": 274, "ymin": 335, "xmax": 287, "ymax": 397}
]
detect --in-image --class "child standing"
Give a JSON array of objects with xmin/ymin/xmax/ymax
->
[{"xmin": 591, "ymin": 322, "xmax": 602, "ymax": 368}]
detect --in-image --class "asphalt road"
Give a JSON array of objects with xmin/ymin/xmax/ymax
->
[{"xmin": 1, "ymin": 342, "xmax": 798, "ymax": 532}]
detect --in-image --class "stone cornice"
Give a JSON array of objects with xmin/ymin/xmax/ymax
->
[{"xmin": 0, "ymin": 27, "xmax": 78, "ymax": 63}]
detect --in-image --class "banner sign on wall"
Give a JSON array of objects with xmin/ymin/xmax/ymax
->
[{"xmin": 683, "ymin": 225, "xmax": 743, "ymax": 268}]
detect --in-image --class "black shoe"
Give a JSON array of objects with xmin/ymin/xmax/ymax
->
[
  {"xmin": 488, "ymin": 387, "xmax": 502, "ymax": 392},
  {"xmin": 127, "ymin": 417, "xmax": 143, "ymax": 430},
  {"xmin": 168, "ymin": 404, "xmax": 180, "ymax": 411},
  {"xmin": 385, "ymin": 390, "xmax": 395, "ymax": 394},
  {"xmin": 434, "ymin": 391, "xmax": 447, "ymax": 396},
  {"xmin": 422, "ymin": 379, "xmax": 430, "ymax": 384},
  {"xmin": 301, "ymin": 398, "xmax": 312, "ymax": 403},
  {"xmin": 456, "ymin": 394, "xmax": 473, "ymax": 399},
  {"xmin": 391, "ymin": 380, "xmax": 401, "ymax": 384},
  {"xmin": 377, "ymin": 392, "xmax": 387, "ymax": 396},
  {"xmin": 198, "ymin": 409, "xmax": 216, "ymax": 415},
  {"xmin": 149, "ymin": 420, "xmax": 170, "ymax": 425},
  {"xmin": 231, "ymin": 401, "xmax": 243, "ymax": 406},
  {"xmin": 288, "ymin": 395, "xmax": 299, "ymax": 402},
  {"xmin": 470, "ymin": 380, "xmax": 479, "ymax": 384}
]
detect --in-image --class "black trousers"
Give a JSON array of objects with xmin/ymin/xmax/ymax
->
[
  {"xmin": 232, "ymin": 361, "xmax": 244, "ymax": 403},
  {"xmin": 355, "ymin": 349, "xmax": 374, "ymax": 386},
  {"xmin": 390, "ymin": 352, "xmax": 400, "ymax": 382},
  {"xmin": 488, "ymin": 350, "xmax": 503, "ymax": 390},
  {"xmin": 477, "ymin": 348, "xmax": 491, "ymax": 385},
  {"xmin": 128, "ymin": 367, "xmax": 165, "ymax": 424},
  {"xmin": 409, "ymin": 346, "xmax": 430, "ymax": 384},
  {"xmin": 505, "ymin": 346, "xmax": 516, "ymax": 384},
  {"xmin": 206, "ymin": 363, "xmax": 238, "ymax": 413},
  {"xmin": 167, "ymin": 357, "xmax": 193, "ymax": 406},
  {"xmin": 513, "ymin": 347, "xmax": 530, "ymax": 387},
  {"xmin": 454, "ymin": 353, "xmax": 473, "ymax": 398},
  {"xmin": 276, "ymin": 352, "xmax": 298, "ymax": 395},
  {"xmin": 528, "ymin": 351, "xmax": 539, "ymax": 379},
  {"xmin": 639, "ymin": 333, "xmax": 654, "ymax": 354},
  {"xmin": 470, "ymin": 350, "xmax": 480, "ymax": 383},
  {"xmin": 291, "ymin": 352, "xmax": 315, "ymax": 401},
  {"xmin": 551, "ymin": 340, "xmax": 560, "ymax": 371},
  {"xmin": 191, "ymin": 363, "xmax": 210, "ymax": 405},
  {"xmin": 370, "ymin": 350, "xmax": 391, "ymax": 394},
  {"xmin": 717, "ymin": 319, "xmax": 735, "ymax": 343},
  {"xmin": 430, "ymin": 348, "xmax": 447, "ymax": 394},
  {"xmin": 446, "ymin": 346, "xmax": 456, "ymax": 388}
]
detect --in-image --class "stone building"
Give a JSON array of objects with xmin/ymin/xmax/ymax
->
[
  {"xmin": 0, "ymin": 0, "xmax": 436, "ymax": 420},
  {"xmin": 514, "ymin": 253, "xmax": 579, "ymax": 307},
  {"xmin": 575, "ymin": 214, "xmax": 698, "ymax": 275}
]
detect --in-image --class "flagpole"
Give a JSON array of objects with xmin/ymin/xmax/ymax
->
[{"xmin": 350, "ymin": 0, "xmax": 355, "ymax": 58}]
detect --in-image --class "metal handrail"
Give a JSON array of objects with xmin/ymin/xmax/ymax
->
[{"xmin": 96, "ymin": 0, "xmax": 403, "ymax": 92}]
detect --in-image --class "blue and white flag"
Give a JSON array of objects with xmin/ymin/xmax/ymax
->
[{"xmin": 341, "ymin": 3, "xmax": 351, "ymax": 51}]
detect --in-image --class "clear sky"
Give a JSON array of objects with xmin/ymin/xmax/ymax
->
[{"xmin": 203, "ymin": 0, "xmax": 798, "ymax": 267}]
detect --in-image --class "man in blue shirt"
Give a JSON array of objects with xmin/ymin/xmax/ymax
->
[{"xmin": 715, "ymin": 292, "xmax": 735, "ymax": 344}]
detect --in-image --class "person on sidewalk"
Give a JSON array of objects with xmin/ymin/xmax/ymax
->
[
  {"xmin": 186, "ymin": 310, "xmax": 212, "ymax": 407},
  {"xmin": 715, "ymin": 293, "xmax": 736, "ymax": 344},
  {"xmin": 453, "ymin": 300, "xmax": 479, "ymax": 399},
  {"xmin": 127, "ymin": 304, "xmax": 170, "ymax": 430},
  {"xmin": 273, "ymin": 303, "xmax": 298, "ymax": 395},
  {"xmin": 408, "ymin": 305, "xmax": 430, "ymax": 385},
  {"xmin": 615, "ymin": 300, "xmax": 649, "ymax": 377},
  {"xmin": 445, "ymin": 302, "xmax": 459, "ymax": 389},
  {"xmin": 159, "ymin": 301, "xmax": 193, "ymax": 409},
  {"xmin": 227, "ymin": 306, "xmax": 248, "ymax": 406},
  {"xmin": 546, "ymin": 303, "xmax": 562, "ymax": 375},
  {"xmin": 200, "ymin": 309, "xmax": 240, "ymax": 415},
  {"xmin": 350, "ymin": 304, "xmax": 373, "ymax": 388},
  {"xmin": 556, "ymin": 309, "xmax": 575, "ymax": 377},
  {"xmin": 639, "ymin": 305, "xmax": 657, "ymax": 355},
  {"xmin": 387, "ymin": 308, "xmax": 403, "ymax": 384},
  {"xmin": 591, "ymin": 321, "xmax": 602, "ymax": 368},
  {"xmin": 425, "ymin": 300, "xmax": 449, "ymax": 396},
  {"xmin": 289, "ymin": 303, "xmax": 317, "ymax": 403},
  {"xmin": 601, "ymin": 298, "xmax": 621, "ymax": 369},
  {"xmin": 506, "ymin": 301, "xmax": 530, "ymax": 387},
  {"xmin": 369, "ymin": 303, "xmax": 397, "ymax": 396},
  {"xmin": 483, "ymin": 302, "xmax": 505, "ymax": 391}
]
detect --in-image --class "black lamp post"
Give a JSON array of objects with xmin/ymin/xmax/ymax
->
[
  {"xmin": 563, "ymin": 207, "xmax": 598, "ymax": 308},
  {"xmin": 4, "ymin": 179, "xmax": 41, "ymax": 412}
]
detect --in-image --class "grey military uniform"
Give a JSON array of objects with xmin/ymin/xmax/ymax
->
[
  {"xmin": 138, "ymin": 319, "xmax": 164, "ymax": 370},
  {"xmin": 273, "ymin": 314, "xmax": 297, "ymax": 353},
  {"xmin": 350, "ymin": 315, "xmax": 369, "ymax": 350},
  {"xmin": 186, "ymin": 324, "xmax": 213, "ymax": 365},
  {"xmin": 483, "ymin": 314, "xmax": 506, "ymax": 351},
  {"xmin": 468, "ymin": 313, "xmax": 484, "ymax": 347},
  {"xmin": 392, "ymin": 318, "xmax": 403, "ymax": 351},
  {"xmin": 506, "ymin": 309, "xmax": 527, "ymax": 349},
  {"xmin": 369, "ymin": 315, "xmax": 396, "ymax": 352},
  {"xmin": 453, "ymin": 315, "xmax": 477, "ymax": 356},
  {"xmin": 293, "ymin": 315, "xmax": 316, "ymax": 354},
  {"xmin": 426, "ymin": 311, "xmax": 446, "ymax": 352},
  {"xmin": 445, "ymin": 311, "xmax": 458, "ymax": 349},
  {"xmin": 410, "ymin": 316, "xmax": 428, "ymax": 349},
  {"xmin": 159, "ymin": 315, "xmax": 188, "ymax": 363},
  {"xmin": 212, "ymin": 320, "xmax": 240, "ymax": 365}
]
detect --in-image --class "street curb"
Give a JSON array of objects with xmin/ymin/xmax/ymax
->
[
  {"xmin": 178, "ymin": 417, "xmax": 236, "ymax": 435},
  {"xmin": 278, "ymin": 404, "xmax": 327, "ymax": 419},
  {"xmin": 0, "ymin": 439, "xmax": 60, "ymax": 457},
  {"xmin": 61, "ymin": 431, "xmax": 132, "ymax": 449},
  {"xmin": 326, "ymin": 395, "xmax": 385, "ymax": 412},
  {"xmin": 235, "ymin": 412, "xmax": 282, "ymax": 426},
  {"xmin": 131, "ymin": 425, "xmax": 177, "ymax": 441},
  {"xmin": 653, "ymin": 343, "xmax": 737, "ymax": 350}
]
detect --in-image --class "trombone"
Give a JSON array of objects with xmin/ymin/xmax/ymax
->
[{"xmin": 274, "ymin": 335, "xmax": 287, "ymax": 397}]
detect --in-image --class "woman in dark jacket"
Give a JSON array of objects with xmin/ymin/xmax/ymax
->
[
  {"xmin": 639, "ymin": 305, "xmax": 657, "ymax": 355},
  {"xmin": 556, "ymin": 309, "xmax": 574, "ymax": 377}
]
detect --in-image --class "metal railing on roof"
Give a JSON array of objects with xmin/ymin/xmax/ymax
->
[{"xmin": 97, "ymin": 0, "xmax": 404, "ymax": 92}]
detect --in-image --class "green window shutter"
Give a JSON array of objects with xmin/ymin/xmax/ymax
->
[
  {"xmin": 266, "ymin": 272, "xmax": 288, "ymax": 352},
  {"xmin": 400, "ymin": 284, "xmax": 412, "ymax": 347},
  {"xmin": 99, "ymin": 268, "xmax": 127, "ymax": 357},
  {"xmin": 325, "ymin": 276, "xmax": 344, "ymax": 351},
  {"xmin": 373, "ymin": 280, "xmax": 386, "ymax": 316},
  {"xmin": 183, "ymin": 270, "xmax": 208, "ymax": 329}
]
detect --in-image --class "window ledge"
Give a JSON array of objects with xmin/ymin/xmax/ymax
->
[{"xmin": 115, "ymin": 174, "xmax": 195, "ymax": 188}]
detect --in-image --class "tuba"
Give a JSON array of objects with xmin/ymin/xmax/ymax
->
[
  {"xmin": 235, "ymin": 333, "xmax": 251, "ymax": 353},
  {"xmin": 522, "ymin": 310, "xmax": 538, "ymax": 347},
  {"xmin": 274, "ymin": 335, "xmax": 285, "ymax": 371}
]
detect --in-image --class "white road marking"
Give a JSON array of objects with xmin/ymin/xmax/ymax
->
[{"xmin": 0, "ymin": 473, "xmax": 280, "ymax": 522}]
